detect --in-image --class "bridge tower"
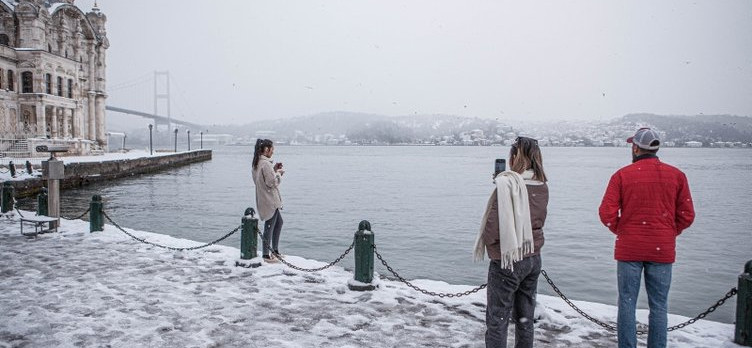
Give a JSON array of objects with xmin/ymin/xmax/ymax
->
[{"xmin": 153, "ymin": 71, "xmax": 171, "ymax": 131}]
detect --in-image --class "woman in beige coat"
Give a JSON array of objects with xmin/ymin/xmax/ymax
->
[{"xmin": 252, "ymin": 139, "xmax": 284, "ymax": 263}]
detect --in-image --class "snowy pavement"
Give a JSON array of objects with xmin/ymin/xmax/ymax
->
[{"xmin": 0, "ymin": 211, "xmax": 741, "ymax": 347}]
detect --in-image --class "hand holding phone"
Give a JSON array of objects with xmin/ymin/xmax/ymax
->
[{"xmin": 494, "ymin": 158, "xmax": 506, "ymax": 176}]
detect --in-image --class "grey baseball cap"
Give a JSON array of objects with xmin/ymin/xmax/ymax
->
[{"xmin": 627, "ymin": 127, "xmax": 660, "ymax": 150}]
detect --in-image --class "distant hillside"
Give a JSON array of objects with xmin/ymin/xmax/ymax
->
[
  {"xmin": 207, "ymin": 112, "xmax": 505, "ymax": 144},
  {"xmin": 616, "ymin": 114, "xmax": 752, "ymax": 144}
]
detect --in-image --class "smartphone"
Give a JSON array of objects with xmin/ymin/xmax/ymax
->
[{"xmin": 494, "ymin": 158, "xmax": 506, "ymax": 174}]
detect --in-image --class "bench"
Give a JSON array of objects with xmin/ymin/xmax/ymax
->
[{"xmin": 20, "ymin": 215, "xmax": 59, "ymax": 237}]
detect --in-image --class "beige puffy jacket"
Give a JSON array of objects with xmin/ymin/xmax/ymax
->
[{"xmin": 252, "ymin": 155, "xmax": 282, "ymax": 221}]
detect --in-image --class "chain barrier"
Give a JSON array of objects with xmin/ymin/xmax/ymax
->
[
  {"xmin": 540, "ymin": 270, "xmax": 738, "ymax": 335},
  {"xmin": 14, "ymin": 206, "xmax": 25, "ymax": 218},
  {"xmin": 63, "ymin": 207, "xmax": 90, "ymax": 221},
  {"xmin": 29, "ymin": 201, "xmax": 735, "ymax": 335},
  {"xmin": 373, "ymin": 244, "xmax": 487, "ymax": 298},
  {"xmin": 258, "ymin": 230, "xmax": 354, "ymax": 272},
  {"xmin": 103, "ymin": 210, "xmax": 240, "ymax": 251}
]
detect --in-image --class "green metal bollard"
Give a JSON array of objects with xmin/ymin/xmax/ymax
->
[
  {"xmin": 348, "ymin": 220, "xmax": 376, "ymax": 291},
  {"xmin": 241, "ymin": 207, "xmax": 259, "ymax": 260},
  {"xmin": 1, "ymin": 181, "xmax": 14, "ymax": 214},
  {"xmin": 736, "ymin": 260, "xmax": 752, "ymax": 346},
  {"xmin": 37, "ymin": 188, "xmax": 48, "ymax": 216},
  {"xmin": 236, "ymin": 208, "xmax": 262, "ymax": 268},
  {"xmin": 89, "ymin": 195, "xmax": 104, "ymax": 232},
  {"xmin": 9, "ymin": 161, "xmax": 15, "ymax": 177}
]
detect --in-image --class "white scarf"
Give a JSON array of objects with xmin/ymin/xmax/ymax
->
[{"xmin": 473, "ymin": 170, "xmax": 534, "ymax": 270}]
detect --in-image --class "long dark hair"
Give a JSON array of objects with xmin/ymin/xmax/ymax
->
[
  {"xmin": 509, "ymin": 136, "xmax": 547, "ymax": 182},
  {"xmin": 252, "ymin": 139, "xmax": 273, "ymax": 169}
]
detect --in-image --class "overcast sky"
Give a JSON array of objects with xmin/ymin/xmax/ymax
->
[{"xmin": 77, "ymin": 0, "xmax": 752, "ymax": 125}]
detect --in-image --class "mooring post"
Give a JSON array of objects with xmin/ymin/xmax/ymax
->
[
  {"xmin": 9, "ymin": 161, "xmax": 15, "ymax": 177},
  {"xmin": 736, "ymin": 260, "xmax": 752, "ymax": 346},
  {"xmin": 37, "ymin": 187, "xmax": 48, "ymax": 216},
  {"xmin": 1, "ymin": 181, "xmax": 14, "ymax": 214},
  {"xmin": 89, "ymin": 195, "xmax": 104, "ymax": 232},
  {"xmin": 25, "ymin": 161, "xmax": 32, "ymax": 175},
  {"xmin": 236, "ymin": 207, "xmax": 262, "ymax": 268},
  {"xmin": 348, "ymin": 220, "xmax": 376, "ymax": 291}
]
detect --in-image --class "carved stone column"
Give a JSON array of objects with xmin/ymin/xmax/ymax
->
[
  {"xmin": 71, "ymin": 108, "xmax": 79, "ymax": 138},
  {"xmin": 51, "ymin": 106, "xmax": 59, "ymax": 138},
  {"xmin": 36, "ymin": 102, "xmax": 46, "ymax": 137},
  {"xmin": 62, "ymin": 108, "xmax": 70, "ymax": 138},
  {"xmin": 87, "ymin": 91, "xmax": 96, "ymax": 141},
  {"xmin": 95, "ymin": 95, "xmax": 106, "ymax": 144}
]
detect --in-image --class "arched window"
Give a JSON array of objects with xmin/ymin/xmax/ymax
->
[
  {"xmin": 0, "ymin": 34, "xmax": 9, "ymax": 46},
  {"xmin": 48, "ymin": 44, "xmax": 52, "ymax": 53},
  {"xmin": 45, "ymin": 73, "xmax": 51, "ymax": 94},
  {"xmin": 21, "ymin": 71, "xmax": 33, "ymax": 93},
  {"xmin": 56, "ymin": 76, "xmax": 62, "ymax": 96},
  {"xmin": 67, "ymin": 79, "xmax": 73, "ymax": 98},
  {"xmin": 0, "ymin": 68, "xmax": 3, "ymax": 89},
  {"xmin": 7, "ymin": 70, "xmax": 14, "ymax": 91}
]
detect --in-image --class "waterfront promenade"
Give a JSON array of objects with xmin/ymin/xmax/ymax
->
[{"xmin": 0, "ymin": 211, "xmax": 739, "ymax": 347}]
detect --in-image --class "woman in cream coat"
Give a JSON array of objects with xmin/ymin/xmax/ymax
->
[{"xmin": 252, "ymin": 139, "xmax": 284, "ymax": 262}]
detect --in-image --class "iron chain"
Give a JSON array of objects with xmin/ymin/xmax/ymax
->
[
  {"xmin": 14, "ymin": 206, "xmax": 25, "ymax": 218},
  {"xmin": 104, "ymin": 210, "xmax": 240, "ymax": 251},
  {"xmin": 64, "ymin": 207, "xmax": 91, "ymax": 221},
  {"xmin": 258, "ymin": 230, "xmax": 353, "ymax": 272},
  {"xmin": 373, "ymin": 244, "xmax": 486, "ymax": 298},
  {"xmin": 541, "ymin": 270, "xmax": 738, "ymax": 335}
]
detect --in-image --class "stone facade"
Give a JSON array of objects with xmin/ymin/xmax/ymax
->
[{"xmin": 0, "ymin": 0, "xmax": 107, "ymax": 156}]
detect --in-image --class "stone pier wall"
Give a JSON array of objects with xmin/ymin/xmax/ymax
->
[{"xmin": 11, "ymin": 150, "xmax": 212, "ymax": 198}]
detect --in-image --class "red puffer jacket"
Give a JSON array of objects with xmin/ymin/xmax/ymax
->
[{"xmin": 599, "ymin": 156, "xmax": 695, "ymax": 263}]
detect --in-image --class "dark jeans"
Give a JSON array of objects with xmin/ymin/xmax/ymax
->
[
  {"xmin": 485, "ymin": 255, "xmax": 542, "ymax": 348},
  {"xmin": 262, "ymin": 209, "xmax": 283, "ymax": 256}
]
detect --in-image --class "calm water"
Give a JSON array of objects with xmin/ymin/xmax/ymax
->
[{"xmin": 21, "ymin": 146, "xmax": 751, "ymax": 323}]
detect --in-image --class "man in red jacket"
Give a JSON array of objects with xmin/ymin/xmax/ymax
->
[{"xmin": 599, "ymin": 128, "xmax": 695, "ymax": 348}]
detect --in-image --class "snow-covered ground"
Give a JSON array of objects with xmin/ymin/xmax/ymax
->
[{"xmin": 0, "ymin": 211, "xmax": 741, "ymax": 347}]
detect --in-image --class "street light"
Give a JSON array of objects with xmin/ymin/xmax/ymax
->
[
  {"xmin": 148, "ymin": 124, "xmax": 153, "ymax": 155},
  {"xmin": 187, "ymin": 129, "xmax": 191, "ymax": 151},
  {"xmin": 200, "ymin": 131, "xmax": 203, "ymax": 149},
  {"xmin": 174, "ymin": 128, "xmax": 178, "ymax": 152}
]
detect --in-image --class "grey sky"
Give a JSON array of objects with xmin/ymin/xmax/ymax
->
[{"xmin": 80, "ymin": 0, "xmax": 752, "ymax": 125}]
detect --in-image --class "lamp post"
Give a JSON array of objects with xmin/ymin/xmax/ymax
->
[
  {"xmin": 200, "ymin": 131, "xmax": 203, "ymax": 149},
  {"xmin": 122, "ymin": 133, "xmax": 127, "ymax": 151},
  {"xmin": 173, "ymin": 128, "xmax": 178, "ymax": 152},
  {"xmin": 148, "ymin": 124, "xmax": 153, "ymax": 155},
  {"xmin": 187, "ymin": 129, "xmax": 191, "ymax": 151}
]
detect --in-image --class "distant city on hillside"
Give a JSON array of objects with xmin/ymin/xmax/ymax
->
[{"xmin": 112, "ymin": 112, "xmax": 752, "ymax": 149}]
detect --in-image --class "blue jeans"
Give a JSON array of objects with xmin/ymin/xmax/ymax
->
[
  {"xmin": 617, "ymin": 261, "xmax": 672, "ymax": 348},
  {"xmin": 485, "ymin": 255, "xmax": 541, "ymax": 348},
  {"xmin": 262, "ymin": 209, "xmax": 283, "ymax": 257}
]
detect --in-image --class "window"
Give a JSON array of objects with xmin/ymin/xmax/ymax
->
[
  {"xmin": 45, "ymin": 73, "xmax": 52, "ymax": 94},
  {"xmin": 7, "ymin": 70, "xmax": 13, "ymax": 91},
  {"xmin": 67, "ymin": 79, "xmax": 72, "ymax": 98},
  {"xmin": 0, "ymin": 34, "xmax": 8, "ymax": 46},
  {"xmin": 21, "ymin": 71, "xmax": 32, "ymax": 93},
  {"xmin": 56, "ymin": 76, "xmax": 62, "ymax": 96},
  {"xmin": 0, "ymin": 68, "xmax": 3, "ymax": 89}
]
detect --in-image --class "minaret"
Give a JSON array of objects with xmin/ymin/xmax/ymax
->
[{"xmin": 86, "ymin": 1, "xmax": 109, "ymax": 146}]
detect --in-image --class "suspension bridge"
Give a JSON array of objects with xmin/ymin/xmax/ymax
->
[{"xmin": 106, "ymin": 71, "xmax": 205, "ymax": 131}]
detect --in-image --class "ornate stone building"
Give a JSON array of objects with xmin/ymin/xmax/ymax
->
[{"xmin": 0, "ymin": 0, "xmax": 107, "ymax": 156}]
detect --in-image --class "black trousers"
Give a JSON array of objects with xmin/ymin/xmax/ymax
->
[
  {"xmin": 485, "ymin": 255, "xmax": 541, "ymax": 348},
  {"xmin": 262, "ymin": 209, "xmax": 283, "ymax": 256}
]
